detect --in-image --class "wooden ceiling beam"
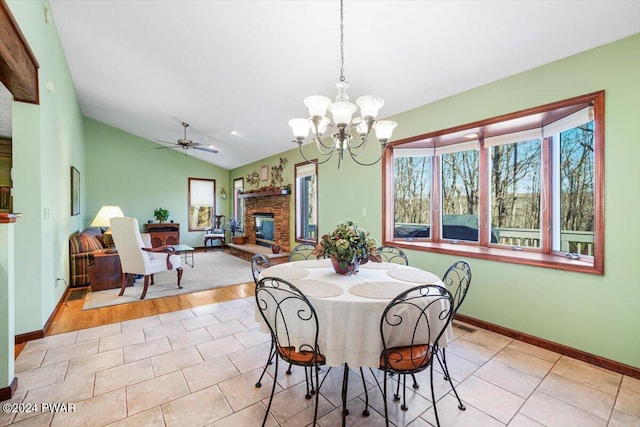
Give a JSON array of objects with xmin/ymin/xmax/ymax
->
[{"xmin": 0, "ymin": 0, "xmax": 39, "ymax": 104}]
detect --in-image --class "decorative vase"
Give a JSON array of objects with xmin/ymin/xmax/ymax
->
[
  {"xmin": 232, "ymin": 236, "xmax": 246, "ymax": 245},
  {"xmin": 330, "ymin": 257, "xmax": 357, "ymax": 275},
  {"xmin": 271, "ymin": 244, "xmax": 281, "ymax": 254}
]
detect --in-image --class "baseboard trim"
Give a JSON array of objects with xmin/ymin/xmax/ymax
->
[
  {"xmin": 455, "ymin": 314, "xmax": 640, "ymax": 380},
  {"xmin": 15, "ymin": 285, "xmax": 71, "ymax": 345},
  {"xmin": 0, "ymin": 377, "xmax": 18, "ymax": 401}
]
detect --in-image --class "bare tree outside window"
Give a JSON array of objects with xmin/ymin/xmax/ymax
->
[
  {"xmin": 393, "ymin": 156, "xmax": 431, "ymax": 238},
  {"xmin": 559, "ymin": 122, "xmax": 594, "ymax": 254},
  {"xmin": 490, "ymin": 140, "xmax": 542, "ymax": 247}
]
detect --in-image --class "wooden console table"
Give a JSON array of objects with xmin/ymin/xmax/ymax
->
[
  {"xmin": 144, "ymin": 222, "xmax": 180, "ymax": 247},
  {"xmin": 88, "ymin": 251, "xmax": 132, "ymax": 292}
]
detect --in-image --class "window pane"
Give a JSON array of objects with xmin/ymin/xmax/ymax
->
[
  {"xmin": 233, "ymin": 178, "xmax": 244, "ymax": 230},
  {"xmin": 295, "ymin": 163, "xmax": 317, "ymax": 242},
  {"xmin": 189, "ymin": 206, "xmax": 212, "ymax": 229},
  {"xmin": 441, "ymin": 150, "xmax": 479, "ymax": 242},
  {"xmin": 558, "ymin": 121, "xmax": 594, "ymax": 255},
  {"xmin": 490, "ymin": 140, "xmax": 541, "ymax": 247},
  {"xmin": 393, "ymin": 156, "xmax": 431, "ymax": 239},
  {"xmin": 188, "ymin": 178, "xmax": 214, "ymax": 231}
]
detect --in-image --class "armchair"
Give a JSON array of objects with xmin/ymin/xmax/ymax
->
[
  {"xmin": 204, "ymin": 215, "xmax": 225, "ymax": 252},
  {"xmin": 110, "ymin": 217, "xmax": 183, "ymax": 300}
]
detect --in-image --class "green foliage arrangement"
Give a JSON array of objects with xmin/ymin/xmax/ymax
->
[
  {"xmin": 313, "ymin": 220, "xmax": 381, "ymax": 266},
  {"xmin": 153, "ymin": 207, "xmax": 170, "ymax": 222}
]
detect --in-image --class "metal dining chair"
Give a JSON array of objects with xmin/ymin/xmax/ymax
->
[
  {"xmin": 436, "ymin": 259, "xmax": 472, "ymax": 410},
  {"xmin": 376, "ymin": 245, "xmax": 418, "ymax": 397},
  {"xmin": 250, "ymin": 253, "xmax": 279, "ymax": 389},
  {"xmin": 288, "ymin": 243, "xmax": 318, "ymax": 262},
  {"xmin": 251, "ymin": 253, "xmax": 272, "ymax": 286},
  {"xmin": 255, "ymin": 277, "xmax": 329, "ymax": 426},
  {"xmin": 376, "ymin": 245, "xmax": 409, "ymax": 265},
  {"xmin": 367, "ymin": 284, "xmax": 454, "ymax": 427}
]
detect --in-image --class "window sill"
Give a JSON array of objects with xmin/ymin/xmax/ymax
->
[{"xmin": 387, "ymin": 240, "xmax": 602, "ymax": 275}]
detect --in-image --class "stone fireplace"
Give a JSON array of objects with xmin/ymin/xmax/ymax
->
[{"xmin": 243, "ymin": 192, "xmax": 291, "ymax": 252}]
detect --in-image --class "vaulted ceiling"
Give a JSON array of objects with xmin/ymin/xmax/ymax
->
[{"xmin": 48, "ymin": 1, "xmax": 640, "ymax": 170}]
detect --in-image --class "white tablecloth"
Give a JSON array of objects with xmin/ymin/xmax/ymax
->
[{"xmin": 257, "ymin": 260, "xmax": 453, "ymax": 368}]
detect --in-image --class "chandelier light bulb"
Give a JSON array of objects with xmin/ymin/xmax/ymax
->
[
  {"xmin": 373, "ymin": 120, "xmax": 398, "ymax": 142},
  {"xmin": 288, "ymin": 118, "xmax": 310, "ymax": 140},
  {"xmin": 304, "ymin": 96, "xmax": 332, "ymax": 118},
  {"xmin": 328, "ymin": 101, "xmax": 358, "ymax": 126},
  {"xmin": 356, "ymin": 95, "xmax": 384, "ymax": 119}
]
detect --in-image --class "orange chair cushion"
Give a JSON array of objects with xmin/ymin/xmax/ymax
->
[
  {"xmin": 278, "ymin": 346, "xmax": 326, "ymax": 365},
  {"xmin": 380, "ymin": 344, "xmax": 432, "ymax": 371}
]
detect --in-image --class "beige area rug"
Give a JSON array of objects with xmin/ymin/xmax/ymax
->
[{"xmin": 82, "ymin": 251, "xmax": 253, "ymax": 310}]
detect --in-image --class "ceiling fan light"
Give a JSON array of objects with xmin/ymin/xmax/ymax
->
[
  {"xmin": 304, "ymin": 96, "xmax": 332, "ymax": 118},
  {"xmin": 356, "ymin": 95, "xmax": 384, "ymax": 119}
]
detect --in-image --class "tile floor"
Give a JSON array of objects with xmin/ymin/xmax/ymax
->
[{"xmin": 2, "ymin": 296, "xmax": 639, "ymax": 426}]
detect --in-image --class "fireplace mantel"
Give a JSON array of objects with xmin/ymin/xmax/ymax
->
[{"xmin": 239, "ymin": 190, "xmax": 291, "ymax": 199}]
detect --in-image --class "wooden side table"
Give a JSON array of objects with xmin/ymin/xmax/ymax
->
[{"xmin": 88, "ymin": 251, "xmax": 132, "ymax": 292}]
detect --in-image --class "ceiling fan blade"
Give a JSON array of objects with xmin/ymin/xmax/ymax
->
[
  {"xmin": 193, "ymin": 146, "xmax": 218, "ymax": 154},
  {"xmin": 154, "ymin": 146, "xmax": 177, "ymax": 150}
]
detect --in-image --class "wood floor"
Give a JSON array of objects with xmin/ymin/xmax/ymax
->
[{"xmin": 15, "ymin": 282, "xmax": 255, "ymax": 358}]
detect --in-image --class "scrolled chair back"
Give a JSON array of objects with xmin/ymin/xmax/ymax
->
[
  {"xmin": 288, "ymin": 243, "xmax": 319, "ymax": 262},
  {"xmin": 380, "ymin": 284, "xmax": 454, "ymax": 374},
  {"xmin": 376, "ymin": 245, "xmax": 409, "ymax": 265},
  {"xmin": 251, "ymin": 253, "xmax": 272, "ymax": 285},
  {"xmin": 255, "ymin": 277, "xmax": 322, "ymax": 365},
  {"xmin": 441, "ymin": 260, "xmax": 472, "ymax": 314}
]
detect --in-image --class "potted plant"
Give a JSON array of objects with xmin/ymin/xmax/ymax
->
[
  {"xmin": 153, "ymin": 207, "xmax": 170, "ymax": 223},
  {"xmin": 228, "ymin": 217, "xmax": 246, "ymax": 244},
  {"xmin": 313, "ymin": 220, "xmax": 381, "ymax": 275}
]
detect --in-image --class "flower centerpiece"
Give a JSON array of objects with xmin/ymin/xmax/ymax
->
[{"xmin": 313, "ymin": 220, "xmax": 381, "ymax": 275}]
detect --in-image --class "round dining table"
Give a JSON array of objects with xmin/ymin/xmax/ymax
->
[{"xmin": 257, "ymin": 258, "xmax": 453, "ymax": 369}]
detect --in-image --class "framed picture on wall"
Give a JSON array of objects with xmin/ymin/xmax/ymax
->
[
  {"xmin": 260, "ymin": 165, "xmax": 269, "ymax": 182},
  {"xmin": 70, "ymin": 166, "xmax": 80, "ymax": 216}
]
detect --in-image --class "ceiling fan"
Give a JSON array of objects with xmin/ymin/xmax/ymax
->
[{"xmin": 156, "ymin": 122, "xmax": 218, "ymax": 154}]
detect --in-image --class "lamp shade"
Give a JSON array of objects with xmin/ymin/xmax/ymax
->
[
  {"xmin": 304, "ymin": 95, "xmax": 332, "ymax": 118},
  {"xmin": 356, "ymin": 95, "xmax": 384, "ymax": 119},
  {"xmin": 91, "ymin": 205, "xmax": 125, "ymax": 227},
  {"xmin": 373, "ymin": 120, "xmax": 398, "ymax": 142},
  {"xmin": 289, "ymin": 118, "xmax": 310, "ymax": 139},
  {"xmin": 328, "ymin": 101, "xmax": 358, "ymax": 126}
]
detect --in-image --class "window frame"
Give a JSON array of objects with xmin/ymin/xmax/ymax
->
[
  {"xmin": 188, "ymin": 177, "xmax": 216, "ymax": 231},
  {"xmin": 294, "ymin": 160, "xmax": 318, "ymax": 244},
  {"xmin": 383, "ymin": 91, "xmax": 604, "ymax": 275},
  {"xmin": 233, "ymin": 177, "xmax": 244, "ymax": 231}
]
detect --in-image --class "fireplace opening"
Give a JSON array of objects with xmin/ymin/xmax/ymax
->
[{"xmin": 254, "ymin": 213, "xmax": 275, "ymax": 248}]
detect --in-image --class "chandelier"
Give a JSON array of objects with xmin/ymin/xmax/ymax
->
[{"xmin": 288, "ymin": 0, "xmax": 397, "ymax": 168}]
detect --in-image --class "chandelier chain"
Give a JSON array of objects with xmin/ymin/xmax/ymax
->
[{"xmin": 339, "ymin": 0, "xmax": 345, "ymax": 82}]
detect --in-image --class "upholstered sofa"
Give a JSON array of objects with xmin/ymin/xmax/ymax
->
[{"xmin": 69, "ymin": 227, "xmax": 107, "ymax": 287}]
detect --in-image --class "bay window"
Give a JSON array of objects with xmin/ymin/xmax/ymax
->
[{"xmin": 383, "ymin": 91, "xmax": 603, "ymax": 274}]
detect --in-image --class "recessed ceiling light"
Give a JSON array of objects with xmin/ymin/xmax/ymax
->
[
  {"xmin": 464, "ymin": 132, "xmax": 479, "ymax": 139},
  {"xmin": 229, "ymin": 130, "xmax": 239, "ymax": 136}
]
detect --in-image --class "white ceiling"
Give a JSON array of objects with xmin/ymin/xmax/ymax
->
[{"xmin": 48, "ymin": 0, "xmax": 640, "ymax": 170}]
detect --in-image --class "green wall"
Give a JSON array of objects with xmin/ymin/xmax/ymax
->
[
  {"xmin": 5, "ymin": 0, "xmax": 639, "ymax": 372},
  {"xmin": 386, "ymin": 33, "xmax": 640, "ymax": 369},
  {"xmin": 232, "ymin": 34, "xmax": 640, "ymax": 369},
  {"xmin": 9, "ymin": 0, "xmax": 86, "ymax": 335},
  {"xmin": 84, "ymin": 118, "xmax": 229, "ymax": 248}
]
